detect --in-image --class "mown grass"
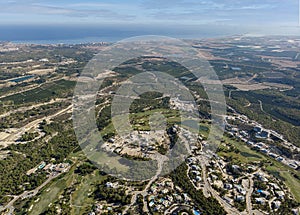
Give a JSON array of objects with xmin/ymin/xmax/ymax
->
[
  {"xmin": 71, "ymin": 171, "xmax": 107, "ymax": 215},
  {"xmin": 265, "ymin": 162, "xmax": 300, "ymax": 202},
  {"xmin": 29, "ymin": 163, "xmax": 77, "ymax": 215},
  {"xmin": 280, "ymin": 171, "xmax": 300, "ymax": 202}
]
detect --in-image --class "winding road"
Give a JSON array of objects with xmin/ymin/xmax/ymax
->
[{"xmin": 122, "ymin": 154, "xmax": 168, "ymax": 214}]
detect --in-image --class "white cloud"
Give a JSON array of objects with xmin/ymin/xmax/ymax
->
[
  {"xmin": 0, "ymin": 0, "xmax": 297, "ymax": 26},
  {"xmin": 0, "ymin": 1, "xmax": 135, "ymax": 20}
]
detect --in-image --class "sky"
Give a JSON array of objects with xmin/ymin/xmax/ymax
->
[
  {"xmin": 0, "ymin": 0, "xmax": 298, "ymax": 26},
  {"xmin": 0, "ymin": 0, "xmax": 299, "ymax": 40}
]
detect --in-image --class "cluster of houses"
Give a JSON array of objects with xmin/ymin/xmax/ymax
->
[
  {"xmin": 251, "ymin": 172, "xmax": 289, "ymax": 212},
  {"xmin": 201, "ymin": 153, "xmax": 294, "ymax": 213},
  {"xmin": 89, "ymin": 203, "xmax": 115, "ymax": 215},
  {"xmin": 225, "ymin": 116, "xmax": 299, "ymax": 170},
  {"xmin": 204, "ymin": 156, "xmax": 249, "ymax": 206},
  {"xmin": 187, "ymin": 157, "xmax": 202, "ymax": 188},
  {"xmin": 26, "ymin": 161, "xmax": 70, "ymax": 176},
  {"xmin": 88, "ymin": 181, "xmax": 127, "ymax": 215},
  {"xmin": 89, "ymin": 111, "xmax": 298, "ymax": 215},
  {"xmin": 88, "ymin": 177, "xmax": 201, "ymax": 215},
  {"xmin": 146, "ymin": 178, "xmax": 195, "ymax": 213}
]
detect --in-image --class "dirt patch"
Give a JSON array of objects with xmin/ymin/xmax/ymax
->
[
  {"xmin": 95, "ymin": 70, "xmax": 118, "ymax": 79},
  {"xmin": 196, "ymin": 49, "xmax": 230, "ymax": 61},
  {"xmin": 228, "ymin": 82, "xmax": 292, "ymax": 91},
  {"xmin": 28, "ymin": 68, "xmax": 56, "ymax": 75},
  {"xmin": 0, "ymin": 132, "xmax": 10, "ymax": 141},
  {"xmin": 259, "ymin": 55, "xmax": 300, "ymax": 68},
  {"xmin": 196, "ymin": 75, "xmax": 293, "ymax": 91},
  {"xmin": 229, "ymin": 83, "xmax": 271, "ymax": 91}
]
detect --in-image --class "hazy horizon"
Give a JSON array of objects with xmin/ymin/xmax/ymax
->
[
  {"xmin": 1, "ymin": 0, "xmax": 300, "ymax": 43},
  {"xmin": 1, "ymin": 24, "xmax": 300, "ymax": 44}
]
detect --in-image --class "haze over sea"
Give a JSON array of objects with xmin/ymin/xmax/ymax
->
[{"xmin": 1, "ymin": 24, "xmax": 295, "ymax": 44}]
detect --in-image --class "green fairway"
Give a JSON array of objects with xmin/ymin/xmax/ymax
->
[
  {"xmin": 71, "ymin": 172, "xmax": 107, "ymax": 214},
  {"xmin": 29, "ymin": 171, "xmax": 74, "ymax": 215},
  {"xmin": 279, "ymin": 171, "xmax": 300, "ymax": 202},
  {"xmin": 28, "ymin": 154, "xmax": 80, "ymax": 214},
  {"xmin": 265, "ymin": 162, "xmax": 300, "ymax": 202}
]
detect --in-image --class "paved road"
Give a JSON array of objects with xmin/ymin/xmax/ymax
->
[
  {"xmin": 164, "ymin": 204, "xmax": 193, "ymax": 215},
  {"xmin": 258, "ymin": 100, "xmax": 265, "ymax": 113},
  {"xmin": 0, "ymin": 170, "xmax": 67, "ymax": 214},
  {"xmin": 122, "ymin": 154, "xmax": 168, "ymax": 215},
  {"xmin": 245, "ymin": 170, "xmax": 261, "ymax": 215},
  {"xmin": 122, "ymin": 129, "xmax": 193, "ymax": 214},
  {"xmin": 197, "ymin": 155, "xmax": 241, "ymax": 215},
  {"xmin": 1, "ymin": 104, "xmax": 72, "ymax": 145}
]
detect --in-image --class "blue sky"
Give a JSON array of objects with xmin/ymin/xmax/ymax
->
[
  {"xmin": 0, "ymin": 0, "xmax": 299, "ymax": 40},
  {"xmin": 0, "ymin": 0, "xmax": 298, "ymax": 27}
]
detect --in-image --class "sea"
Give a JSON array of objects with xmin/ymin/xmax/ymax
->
[{"xmin": 0, "ymin": 24, "xmax": 246, "ymax": 44}]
